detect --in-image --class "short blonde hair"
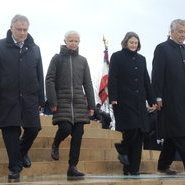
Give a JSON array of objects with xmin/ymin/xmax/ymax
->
[{"xmin": 64, "ymin": 30, "xmax": 80, "ymax": 41}]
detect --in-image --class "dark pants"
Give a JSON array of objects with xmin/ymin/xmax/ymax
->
[
  {"xmin": 53, "ymin": 122, "xmax": 84, "ymax": 166},
  {"xmin": 158, "ymin": 137, "xmax": 185, "ymax": 170},
  {"xmin": 1, "ymin": 126, "xmax": 39, "ymax": 173},
  {"xmin": 120, "ymin": 129, "xmax": 143, "ymax": 173}
]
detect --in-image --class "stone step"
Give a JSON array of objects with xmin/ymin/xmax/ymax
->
[
  {"xmin": 0, "ymin": 136, "xmax": 162, "ymax": 163},
  {"xmin": 0, "ymin": 148, "xmax": 118, "ymax": 162},
  {"xmin": 0, "ymin": 126, "xmax": 121, "ymax": 139},
  {"xmin": 142, "ymin": 150, "xmax": 160, "ymax": 160},
  {"xmin": 0, "ymin": 137, "xmax": 121, "ymax": 149},
  {"xmin": 0, "ymin": 161, "xmax": 122, "ymax": 176},
  {"xmin": 0, "ymin": 160, "xmax": 184, "ymax": 177},
  {"xmin": 1, "ymin": 174, "xmax": 185, "ymax": 185},
  {"xmin": 0, "ymin": 148, "xmax": 159, "ymax": 162},
  {"xmin": 36, "ymin": 126, "xmax": 121, "ymax": 139},
  {"xmin": 0, "ymin": 142, "xmax": 160, "ymax": 161}
]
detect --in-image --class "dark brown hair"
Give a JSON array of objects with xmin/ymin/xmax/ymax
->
[{"xmin": 121, "ymin": 32, "xmax": 141, "ymax": 51}]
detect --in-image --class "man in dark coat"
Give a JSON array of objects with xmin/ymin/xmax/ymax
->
[
  {"xmin": 152, "ymin": 19, "xmax": 185, "ymax": 175},
  {"xmin": 46, "ymin": 30, "xmax": 95, "ymax": 177},
  {"xmin": 0, "ymin": 14, "xmax": 45, "ymax": 182}
]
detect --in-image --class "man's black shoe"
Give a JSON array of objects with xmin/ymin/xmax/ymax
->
[
  {"xmin": 130, "ymin": 172, "xmax": 140, "ymax": 175},
  {"xmin": 123, "ymin": 171, "xmax": 140, "ymax": 175},
  {"xmin": 118, "ymin": 154, "xmax": 130, "ymax": 165},
  {"xmin": 51, "ymin": 144, "xmax": 59, "ymax": 160},
  {"xmin": 123, "ymin": 171, "xmax": 129, "ymax": 175},
  {"xmin": 67, "ymin": 166, "xmax": 85, "ymax": 177},
  {"xmin": 8, "ymin": 171, "xmax": 20, "ymax": 183},
  {"xmin": 158, "ymin": 168, "xmax": 177, "ymax": 175},
  {"xmin": 23, "ymin": 154, "xmax": 31, "ymax": 168}
]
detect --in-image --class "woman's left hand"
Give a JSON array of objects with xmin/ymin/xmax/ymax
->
[{"xmin": 148, "ymin": 104, "xmax": 157, "ymax": 111}]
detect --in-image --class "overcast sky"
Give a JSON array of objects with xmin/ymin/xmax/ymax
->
[{"xmin": 0, "ymin": 0, "xmax": 184, "ymax": 102}]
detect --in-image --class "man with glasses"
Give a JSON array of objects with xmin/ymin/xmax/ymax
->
[{"xmin": 0, "ymin": 14, "xmax": 44, "ymax": 182}]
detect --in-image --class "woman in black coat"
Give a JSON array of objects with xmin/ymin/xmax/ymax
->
[{"xmin": 108, "ymin": 32, "xmax": 156, "ymax": 175}]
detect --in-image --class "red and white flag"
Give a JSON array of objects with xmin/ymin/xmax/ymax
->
[{"xmin": 99, "ymin": 43, "xmax": 109, "ymax": 105}]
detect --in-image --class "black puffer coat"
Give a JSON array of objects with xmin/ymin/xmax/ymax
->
[
  {"xmin": 0, "ymin": 30, "xmax": 45, "ymax": 128},
  {"xmin": 46, "ymin": 45, "xmax": 95, "ymax": 125},
  {"xmin": 108, "ymin": 48, "xmax": 155, "ymax": 132}
]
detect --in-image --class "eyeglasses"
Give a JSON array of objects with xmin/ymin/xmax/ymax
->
[{"xmin": 14, "ymin": 27, "xmax": 28, "ymax": 32}]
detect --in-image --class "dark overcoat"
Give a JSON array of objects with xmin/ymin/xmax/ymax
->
[
  {"xmin": 0, "ymin": 30, "xmax": 45, "ymax": 128},
  {"xmin": 152, "ymin": 39, "xmax": 185, "ymax": 138},
  {"xmin": 108, "ymin": 48, "xmax": 155, "ymax": 132},
  {"xmin": 45, "ymin": 45, "xmax": 95, "ymax": 125}
]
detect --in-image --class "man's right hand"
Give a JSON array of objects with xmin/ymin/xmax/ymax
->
[
  {"xmin": 111, "ymin": 101, "xmax": 117, "ymax": 105},
  {"xmin": 51, "ymin": 106, "xmax": 57, "ymax": 112}
]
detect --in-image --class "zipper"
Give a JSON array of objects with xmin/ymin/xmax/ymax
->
[{"xmin": 69, "ymin": 55, "xmax": 74, "ymax": 124}]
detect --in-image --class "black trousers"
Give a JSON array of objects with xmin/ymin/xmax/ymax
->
[
  {"xmin": 158, "ymin": 137, "xmax": 185, "ymax": 170},
  {"xmin": 1, "ymin": 126, "xmax": 39, "ymax": 173},
  {"xmin": 53, "ymin": 122, "xmax": 84, "ymax": 166},
  {"xmin": 120, "ymin": 128, "xmax": 143, "ymax": 173}
]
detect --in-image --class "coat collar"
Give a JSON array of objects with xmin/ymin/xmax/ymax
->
[
  {"xmin": 167, "ymin": 38, "xmax": 185, "ymax": 48},
  {"xmin": 60, "ymin": 45, "xmax": 79, "ymax": 56},
  {"xmin": 122, "ymin": 48, "xmax": 137, "ymax": 56},
  {"xmin": 5, "ymin": 29, "xmax": 35, "ymax": 48}
]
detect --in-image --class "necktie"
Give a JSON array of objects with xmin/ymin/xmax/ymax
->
[{"xmin": 16, "ymin": 42, "xmax": 24, "ymax": 48}]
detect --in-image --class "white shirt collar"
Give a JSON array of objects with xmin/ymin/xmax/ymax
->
[{"xmin": 11, "ymin": 34, "xmax": 24, "ymax": 44}]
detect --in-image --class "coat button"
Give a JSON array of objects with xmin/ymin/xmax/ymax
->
[
  {"xmin": 134, "ymin": 67, "xmax": 138, "ymax": 70},
  {"xmin": 132, "ymin": 57, "xmax": 136, "ymax": 60},
  {"xmin": 20, "ymin": 58, "xmax": 23, "ymax": 62},
  {"xmin": 135, "ymin": 90, "xmax": 139, "ymax": 93},
  {"xmin": 135, "ymin": 78, "xmax": 138, "ymax": 82}
]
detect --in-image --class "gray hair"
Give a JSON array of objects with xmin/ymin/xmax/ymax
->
[
  {"xmin": 11, "ymin": 14, "xmax": 30, "ymax": 27},
  {"xmin": 64, "ymin": 30, "xmax": 80, "ymax": 41},
  {"xmin": 121, "ymin": 31, "xmax": 141, "ymax": 51},
  {"xmin": 170, "ymin": 19, "xmax": 185, "ymax": 31}
]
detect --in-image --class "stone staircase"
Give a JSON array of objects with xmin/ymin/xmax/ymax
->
[{"xmin": 0, "ymin": 116, "xmax": 184, "ymax": 184}]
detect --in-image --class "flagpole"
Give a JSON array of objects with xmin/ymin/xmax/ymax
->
[
  {"xmin": 100, "ymin": 36, "xmax": 115, "ymax": 129},
  {"xmin": 102, "ymin": 36, "xmax": 109, "ymax": 113},
  {"xmin": 103, "ymin": 36, "xmax": 108, "ymax": 50}
]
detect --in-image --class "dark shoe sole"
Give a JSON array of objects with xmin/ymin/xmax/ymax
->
[
  {"xmin": 158, "ymin": 169, "xmax": 177, "ymax": 175},
  {"xmin": 23, "ymin": 155, "xmax": 31, "ymax": 168},
  {"xmin": 123, "ymin": 172, "xmax": 140, "ymax": 176},
  {"xmin": 130, "ymin": 172, "xmax": 140, "ymax": 175},
  {"xmin": 118, "ymin": 154, "xmax": 130, "ymax": 165},
  {"xmin": 51, "ymin": 153, "xmax": 59, "ymax": 160},
  {"xmin": 123, "ymin": 172, "xmax": 129, "ymax": 175},
  {"xmin": 8, "ymin": 178, "xmax": 20, "ymax": 183},
  {"xmin": 23, "ymin": 165, "xmax": 31, "ymax": 168},
  {"xmin": 8, "ymin": 173, "xmax": 20, "ymax": 183},
  {"xmin": 23, "ymin": 163, "xmax": 31, "ymax": 168},
  {"xmin": 51, "ymin": 145, "xmax": 59, "ymax": 160},
  {"xmin": 67, "ymin": 172, "xmax": 85, "ymax": 177},
  {"xmin": 67, "ymin": 176, "xmax": 85, "ymax": 180}
]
